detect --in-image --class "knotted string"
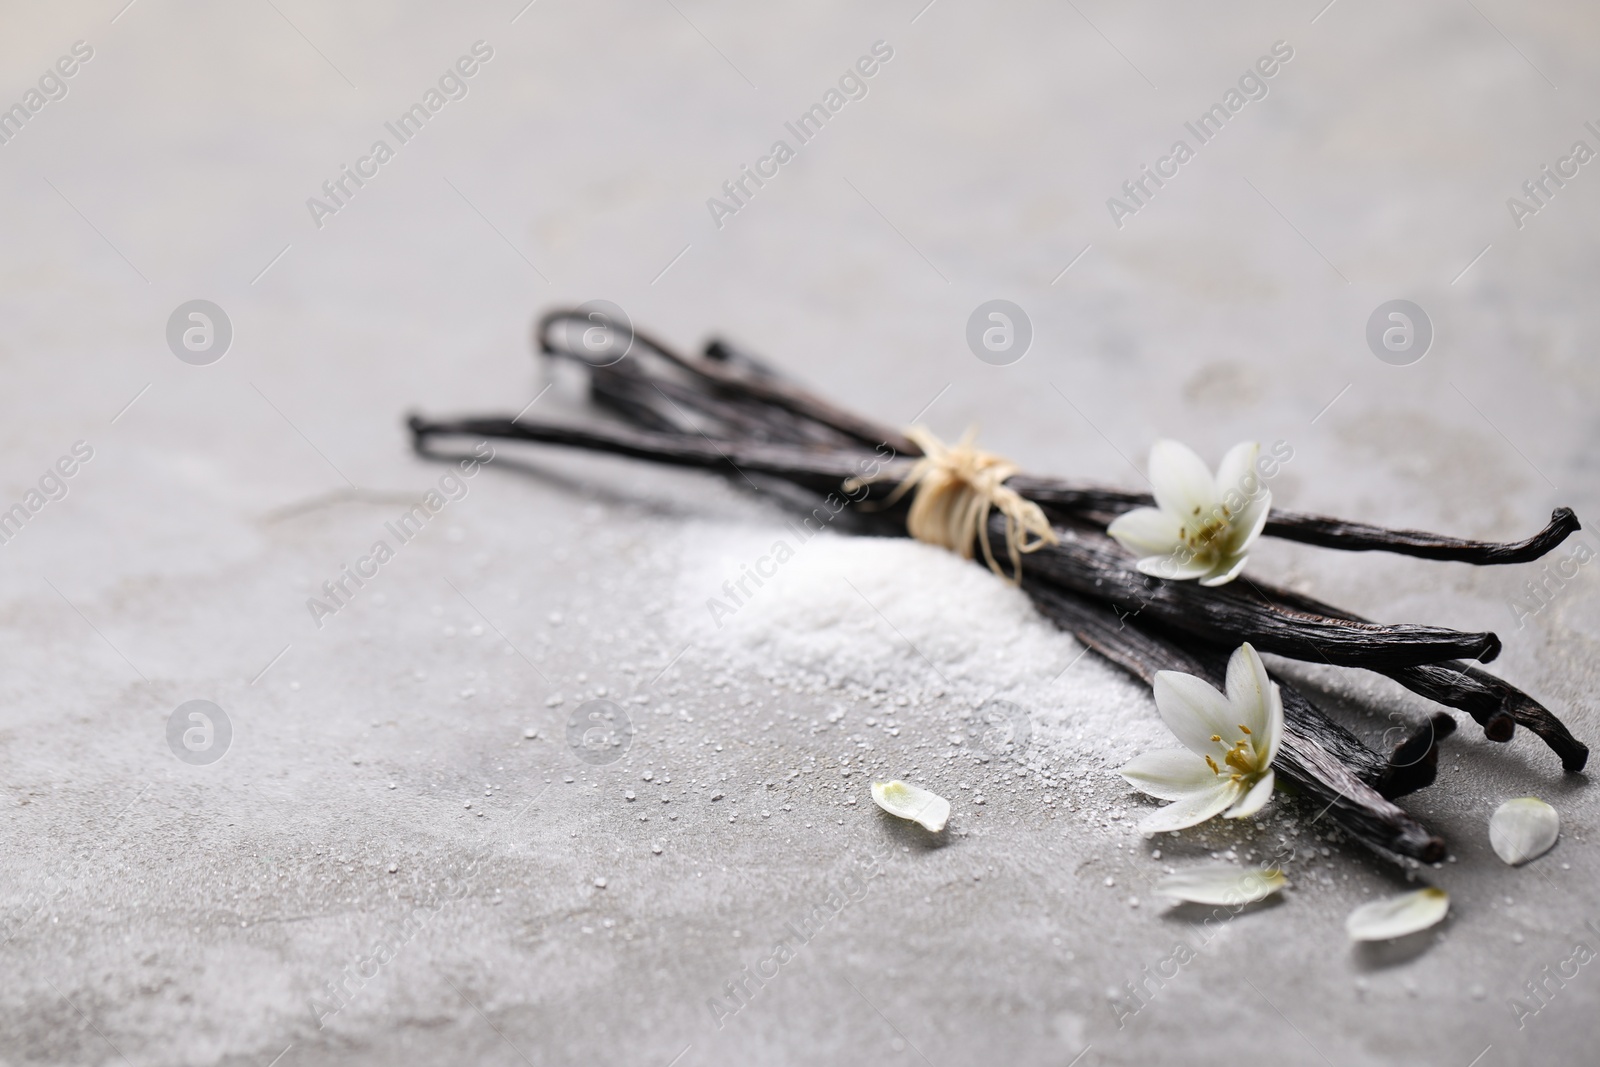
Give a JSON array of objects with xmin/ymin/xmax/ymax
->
[{"xmin": 847, "ymin": 426, "xmax": 1057, "ymax": 584}]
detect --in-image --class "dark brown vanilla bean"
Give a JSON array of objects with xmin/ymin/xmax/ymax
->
[
  {"xmin": 1222, "ymin": 580, "xmax": 1514, "ymax": 743},
  {"xmin": 1238, "ymin": 579, "xmax": 1589, "ymax": 771},
  {"xmin": 411, "ymin": 308, "xmax": 1587, "ymax": 802},
  {"xmin": 1130, "ymin": 619, "xmax": 1456, "ymax": 800},
  {"xmin": 1025, "ymin": 585, "xmax": 1442, "ymax": 798},
  {"xmin": 588, "ymin": 352, "xmax": 865, "ymax": 450},
  {"xmin": 408, "ymin": 415, "xmax": 907, "ymax": 500},
  {"xmin": 1260, "ymin": 507, "xmax": 1581, "ymax": 565},
  {"xmin": 409, "ymin": 414, "xmax": 1507, "ymax": 670},
  {"xmin": 1023, "ymin": 585, "xmax": 1445, "ymax": 863},
  {"xmin": 1384, "ymin": 665, "xmax": 1515, "ymax": 743},
  {"xmin": 1010, "ymin": 479, "xmax": 1581, "ymax": 567},
  {"xmin": 1385, "ymin": 709, "xmax": 1457, "ymax": 795},
  {"xmin": 538, "ymin": 309, "xmax": 921, "ymax": 457},
  {"xmin": 1010, "ymin": 519, "xmax": 1502, "ymax": 669},
  {"xmin": 541, "ymin": 310, "xmax": 1583, "ymax": 567},
  {"xmin": 1443, "ymin": 665, "xmax": 1589, "ymax": 772}
]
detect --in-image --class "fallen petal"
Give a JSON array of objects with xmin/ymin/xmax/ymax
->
[
  {"xmin": 1489, "ymin": 797, "xmax": 1559, "ymax": 866},
  {"xmin": 871, "ymin": 780, "xmax": 950, "ymax": 832},
  {"xmin": 1345, "ymin": 887, "xmax": 1449, "ymax": 941},
  {"xmin": 1155, "ymin": 864, "xmax": 1286, "ymax": 906}
]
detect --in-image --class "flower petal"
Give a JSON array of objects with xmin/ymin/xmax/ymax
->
[
  {"xmin": 1345, "ymin": 887, "xmax": 1450, "ymax": 941},
  {"xmin": 1155, "ymin": 863, "xmax": 1287, "ymax": 906},
  {"xmin": 1120, "ymin": 749, "xmax": 1220, "ymax": 801},
  {"xmin": 1214, "ymin": 442, "xmax": 1262, "ymax": 503},
  {"xmin": 1108, "ymin": 507, "xmax": 1184, "ymax": 557},
  {"xmin": 1261, "ymin": 680, "xmax": 1284, "ymax": 767},
  {"xmin": 1224, "ymin": 643, "xmax": 1273, "ymax": 737},
  {"xmin": 1153, "ymin": 670, "xmax": 1237, "ymax": 756},
  {"xmin": 1148, "ymin": 439, "xmax": 1219, "ymax": 523},
  {"xmin": 1489, "ymin": 797, "xmax": 1559, "ymax": 866},
  {"xmin": 871, "ymin": 780, "xmax": 950, "ymax": 832},
  {"xmin": 1136, "ymin": 553, "xmax": 1216, "ymax": 581},
  {"xmin": 1222, "ymin": 488, "xmax": 1272, "ymax": 556},
  {"xmin": 1197, "ymin": 553, "xmax": 1251, "ymax": 587},
  {"xmin": 1223, "ymin": 769, "xmax": 1275, "ymax": 819},
  {"xmin": 1138, "ymin": 780, "xmax": 1242, "ymax": 834}
]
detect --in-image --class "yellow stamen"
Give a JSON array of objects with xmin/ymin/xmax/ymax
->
[
  {"xmin": 1238, "ymin": 724, "xmax": 1252, "ymax": 735},
  {"xmin": 1224, "ymin": 740, "xmax": 1256, "ymax": 775}
]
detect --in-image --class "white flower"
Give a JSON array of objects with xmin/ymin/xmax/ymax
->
[
  {"xmin": 1108, "ymin": 439, "xmax": 1272, "ymax": 586},
  {"xmin": 1119, "ymin": 643, "xmax": 1282, "ymax": 834}
]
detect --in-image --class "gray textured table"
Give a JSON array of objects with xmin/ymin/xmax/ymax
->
[{"xmin": 1, "ymin": 2, "xmax": 1596, "ymax": 1064}]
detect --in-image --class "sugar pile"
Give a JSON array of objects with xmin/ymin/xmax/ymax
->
[{"xmin": 670, "ymin": 522, "xmax": 1171, "ymax": 773}]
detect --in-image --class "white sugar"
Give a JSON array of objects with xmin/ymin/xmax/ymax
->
[{"xmin": 671, "ymin": 523, "xmax": 1169, "ymax": 774}]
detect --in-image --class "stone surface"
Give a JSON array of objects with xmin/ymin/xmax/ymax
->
[{"xmin": 0, "ymin": 2, "xmax": 1597, "ymax": 1065}]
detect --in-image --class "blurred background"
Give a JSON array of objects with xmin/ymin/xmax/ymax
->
[{"xmin": 1, "ymin": 1, "xmax": 1596, "ymax": 1064}]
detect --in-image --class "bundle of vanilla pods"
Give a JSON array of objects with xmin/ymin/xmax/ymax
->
[{"xmin": 408, "ymin": 309, "xmax": 1587, "ymax": 865}]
